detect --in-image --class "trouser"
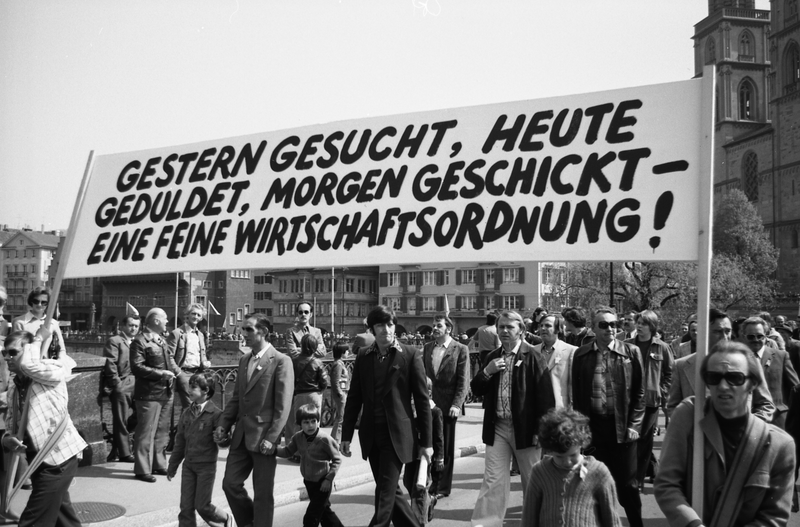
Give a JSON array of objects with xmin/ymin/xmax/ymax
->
[
  {"xmin": 589, "ymin": 415, "xmax": 643, "ymax": 527},
  {"xmin": 179, "ymin": 461, "xmax": 228, "ymax": 527},
  {"xmin": 431, "ymin": 414, "xmax": 456, "ymax": 496},
  {"xmin": 636, "ymin": 406, "xmax": 659, "ymax": 485},
  {"xmin": 330, "ymin": 391, "xmax": 347, "ymax": 443},
  {"xmin": 303, "ymin": 478, "xmax": 344, "ymax": 527},
  {"xmin": 471, "ymin": 418, "xmax": 541, "ymax": 527},
  {"xmin": 19, "ymin": 455, "xmax": 81, "ymax": 527},
  {"xmin": 109, "ymin": 376, "xmax": 136, "ymax": 458},
  {"xmin": 367, "ymin": 422, "xmax": 420, "ymax": 527},
  {"xmin": 222, "ymin": 440, "xmax": 277, "ymax": 527},
  {"xmin": 134, "ymin": 398, "xmax": 173, "ymax": 475}
]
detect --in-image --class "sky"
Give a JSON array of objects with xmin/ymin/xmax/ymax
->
[{"xmin": 1, "ymin": 0, "xmax": 757, "ymax": 231}]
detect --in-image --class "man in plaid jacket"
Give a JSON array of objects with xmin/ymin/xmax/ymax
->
[{"xmin": 2, "ymin": 329, "xmax": 87, "ymax": 527}]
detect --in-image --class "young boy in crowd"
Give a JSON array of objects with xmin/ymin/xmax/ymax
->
[
  {"xmin": 167, "ymin": 372, "xmax": 231, "ymax": 527},
  {"xmin": 329, "ymin": 341, "xmax": 350, "ymax": 442},
  {"xmin": 403, "ymin": 376, "xmax": 444, "ymax": 524},
  {"xmin": 276, "ymin": 403, "xmax": 343, "ymax": 527}
]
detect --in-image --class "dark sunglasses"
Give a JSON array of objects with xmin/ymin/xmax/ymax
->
[
  {"xmin": 745, "ymin": 334, "xmax": 766, "ymax": 342},
  {"xmin": 31, "ymin": 300, "xmax": 48, "ymax": 306},
  {"xmin": 2, "ymin": 348, "xmax": 21, "ymax": 358},
  {"xmin": 242, "ymin": 327, "xmax": 256, "ymax": 333},
  {"xmin": 298, "ymin": 310, "xmax": 310, "ymax": 315},
  {"xmin": 704, "ymin": 371, "xmax": 751, "ymax": 386},
  {"xmin": 597, "ymin": 321, "xmax": 617, "ymax": 330}
]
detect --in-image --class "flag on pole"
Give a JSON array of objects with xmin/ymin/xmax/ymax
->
[
  {"xmin": 208, "ymin": 301, "xmax": 221, "ymax": 316},
  {"xmin": 126, "ymin": 302, "xmax": 139, "ymax": 317},
  {"xmin": 444, "ymin": 294, "xmax": 450, "ymax": 316}
]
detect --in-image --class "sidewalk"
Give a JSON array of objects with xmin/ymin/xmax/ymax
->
[{"xmin": 8, "ymin": 404, "xmax": 487, "ymax": 526}]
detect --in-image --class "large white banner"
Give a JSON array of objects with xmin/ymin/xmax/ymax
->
[{"xmin": 63, "ymin": 79, "xmax": 704, "ymax": 278}]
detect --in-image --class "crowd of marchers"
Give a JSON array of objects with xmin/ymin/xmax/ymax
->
[{"xmin": 0, "ymin": 282, "xmax": 798, "ymax": 527}]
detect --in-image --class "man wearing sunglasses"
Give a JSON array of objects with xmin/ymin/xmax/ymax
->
[
  {"xmin": 741, "ymin": 316, "xmax": 799, "ymax": 430},
  {"xmin": 655, "ymin": 341, "xmax": 795, "ymax": 527},
  {"xmin": 285, "ymin": 303, "xmax": 326, "ymax": 359},
  {"xmin": 12, "ymin": 287, "xmax": 64, "ymax": 360},
  {"xmin": 668, "ymin": 309, "xmax": 775, "ymax": 423},
  {"xmin": 572, "ymin": 307, "xmax": 645, "ymax": 527}
]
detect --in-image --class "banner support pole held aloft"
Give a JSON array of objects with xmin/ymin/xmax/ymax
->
[{"xmin": 690, "ymin": 64, "xmax": 717, "ymax": 518}]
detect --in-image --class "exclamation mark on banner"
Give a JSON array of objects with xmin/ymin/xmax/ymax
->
[{"xmin": 649, "ymin": 191, "xmax": 674, "ymax": 252}]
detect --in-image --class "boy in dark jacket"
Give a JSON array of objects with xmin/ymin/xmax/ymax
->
[
  {"xmin": 167, "ymin": 372, "xmax": 231, "ymax": 527},
  {"xmin": 276, "ymin": 403, "xmax": 343, "ymax": 527}
]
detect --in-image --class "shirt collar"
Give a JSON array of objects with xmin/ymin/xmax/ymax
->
[
  {"xmin": 251, "ymin": 344, "xmax": 269, "ymax": 359},
  {"xmin": 502, "ymin": 339, "xmax": 522, "ymax": 356},
  {"xmin": 434, "ymin": 336, "xmax": 452, "ymax": 349},
  {"xmin": 593, "ymin": 339, "xmax": 618, "ymax": 353},
  {"xmin": 367, "ymin": 338, "xmax": 402, "ymax": 356}
]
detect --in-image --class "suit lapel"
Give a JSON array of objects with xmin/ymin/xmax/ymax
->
[
  {"xmin": 436, "ymin": 341, "xmax": 457, "ymax": 376},
  {"xmin": 246, "ymin": 347, "xmax": 274, "ymax": 393},
  {"xmin": 380, "ymin": 346, "xmax": 406, "ymax": 400},
  {"xmin": 761, "ymin": 348, "xmax": 773, "ymax": 369}
]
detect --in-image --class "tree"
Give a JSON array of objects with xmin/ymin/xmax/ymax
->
[{"xmin": 544, "ymin": 189, "xmax": 778, "ymax": 334}]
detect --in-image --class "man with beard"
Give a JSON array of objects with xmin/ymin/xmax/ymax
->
[{"xmin": 285, "ymin": 303, "xmax": 327, "ymax": 358}]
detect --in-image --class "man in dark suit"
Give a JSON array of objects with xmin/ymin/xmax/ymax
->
[
  {"xmin": 470, "ymin": 310, "xmax": 554, "ymax": 526},
  {"xmin": 572, "ymin": 307, "xmax": 645, "ymax": 527},
  {"xmin": 215, "ymin": 313, "xmax": 294, "ymax": 527},
  {"xmin": 423, "ymin": 313, "xmax": 469, "ymax": 498},
  {"xmin": 131, "ymin": 308, "xmax": 181, "ymax": 482},
  {"xmin": 741, "ymin": 316, "xmax": 800, "ymax": 429},
  {"xmin": 103, "ymin": 315, "xmax": 140, "ymax": 462},
  {"xmin": 341, "ymin": 305, "xmax": 432, "ymax": 527}
]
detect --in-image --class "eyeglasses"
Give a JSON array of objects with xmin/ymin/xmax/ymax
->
[
  {"xmin": 597, "ymin": 321, "xmax": 617, "ymax": 330},
  {"xmin": 31, "ymin": 299, "xmax": 48, "ymax": 306},
  {"xmin": 704, "ymin": 371, "xmax": 751, "ymax": 386},
  {"xmin": 298, "ymin": 310, "xmax": 310, "ymax": 315},
  {"xmin": 745, "ymin": 334, "xmax": 767, "ymax": 342},
  {"xmin": 242, "ymin": 327, "xmax": 256, "ymax": 333},
  {"xmin": 2, "ymin": 348, "xmax": 21, "ymax": 358}
]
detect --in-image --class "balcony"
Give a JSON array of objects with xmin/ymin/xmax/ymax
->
[
  {"xmin": 6, "ymin": 288, "xmax": 26, "ymax": 294},
  {"xmin": 5, "ymin": 272, "xmax": 26, "ymax": 278},
  {"xmin": 696, "ymin": 8, "xmax": 770, "ymax": 35}
]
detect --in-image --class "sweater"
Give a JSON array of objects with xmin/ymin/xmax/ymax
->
[
  {"xmin": 278, "ymin": 430, "xmax": 342, "ymax": 483},
  {"xmin": 521, "ymin": 455, "xmax": 621, "ymax": 527}
]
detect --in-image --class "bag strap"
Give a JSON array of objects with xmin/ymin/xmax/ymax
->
[{"xmin": 708, "ymin": 415, "xmax": 771, "ymax": 527}]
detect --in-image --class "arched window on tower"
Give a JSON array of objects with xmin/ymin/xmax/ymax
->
[
  {"xmin": 742, "ymin": 151, "xmax": 759, "ymax": 202},
  {"xmin": 785, "ymin": 41, "xmax": 800, "ymax": 92},
  {"xmin": 739, "ymin": 79, "xmax": 756, "ymax": 120},
  {"xmin": 787, "ymin": 0, "xmax": 799, "ymax": 24},
  {"xmin": 706, "ymin": 37, "xmax": 717, "ymax": 65},
  {"xmin": 739, "ymin": 31, "xmax": 753, "ymax": 60}
]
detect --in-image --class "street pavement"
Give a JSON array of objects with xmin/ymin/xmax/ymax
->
[{"xmin": 7, "ymin": 404, "xmax": 800, "ymax": 526}]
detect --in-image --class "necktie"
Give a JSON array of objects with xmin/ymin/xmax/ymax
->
[
  {"xmin": 247, "ymin": 354, "xmax": 259, "ymax": 380},
  {"xmin": 303, "ymin": 326, "xmax": 309, "ymax": 334},
  {"xmin": 191, "ymin": 403, "xmax": 201, "ymax": 419}
]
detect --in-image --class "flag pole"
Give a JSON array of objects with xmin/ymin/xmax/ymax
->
[{"xmin": 690, "ymin": 64, "xmax": 717, "ymax": 515}]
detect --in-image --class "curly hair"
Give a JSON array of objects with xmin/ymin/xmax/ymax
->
[{"xmin": 538, "ymin": 408, "xmax": 592, "ymax": 453}]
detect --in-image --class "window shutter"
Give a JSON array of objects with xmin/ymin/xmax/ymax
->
[
  {"xmin": 380, "ymin": 273, "xmax": 388, "ymax": 287},
  {"xmin": 437, "ymin": 296, "xmax": 444, "ymax": 311},
  {"xmin": 475, "ymin": 269, "xmax": 483, "ymax": 285},
  {"xmin": 477, "ymin": 295, "xmax": 485, "ymax": 309},
  {"xmin": 518, "ymin": 267, "xmax": 525, "ymax": 284},
  {"xmin": 436, "ymin": 270, "xmax": 443, "ymax": 286},
  {"xmin": 518, "ymin": 295, "xmax": 525, "ymax": 309},
  {"xmin": 401, "ymin": 296, "xmax": 408, "ymax": 312},
  {"xmin": 456, "ymin": 270, "xmax": 462, "ymax": 285},
  {"xmin": 495, "ymin": 294, "xmax": 502, "ymax": 310},
  {"xmin": 495, "ymin": 271, "xmax": 503, "ymax": 289},
  {"xmin": 416, "ymin": 295, "xmax": 422, "ymax": 315},
  {"xmin": 417, "ymin": 271, "xmax": 423, "ymax": 288},
  {"xmin": 455, "ymin": 296, "xmax": 462, "ymax": 309},
  {"xmin": 401, "ymin": 272, "xmax": 408, "ymax": 287}
]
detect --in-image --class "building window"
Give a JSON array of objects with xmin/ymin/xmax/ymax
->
[
  {"xmin": 442, "ymin": 270, "xmax": 450, "ymax": 285},
  {"xmin": 357, "ymin": 279, "xmax": 366, "ymax": 293},
  {"xmin": 229, "ymin": 313, "xmax": 235, "ymax": 326},
  {"xmin": 462, "ymin": 296, "xmax": 477, "ymax": 310},
  {"xmin": 422, "ymin": 297, "xmax": 437, "ymax": 312},
  {"xmin": 315, "ymin": 279, "xmax": 326, "ymax": 293},
  {"xmin": 218, "ymin": 281, "xmax": 224, "ymax": 289},
  {"xmin": 195, "ymin": 295, "xmax": 206, "ymax": 304},
  {"xmin": 385, "ymin": 297, "xmax": 402, "ymax": 311},
  {"xmin": 739, "ymin": 31, "xmax": 753, "ymax": 58},
  {"xmin": 369, "ymin": 280, "xmax": 377, "ymax": 294},
  {"xmin": 387, "ymin": 272, "xmax": 400, "ymax": 287},
  {"xmin": 266, "ymin": 308, "xmax": 273, "ymax": 317},
  {"xmin": 107, "ymin": 295, "xmax": 124, "ymax": 307},
  {"xmin": 742, "ymin": 151, "xmax": 759, "ymax": 201},
  {"xmin": 423, "ymin": 271, "xmax": 436, "ymax": 286},
  {"xmin": 345, "ymin": 279, "xmax": 354, "ymax": 293},
  {"xmin": 787, "ymin": 0, "xmax": 799, "ymax": 23},
  {"xmin": 785, "ymin": 41, "xmax": 800, "ymax": 90},
  {"xmin": 203, "ymin": 280, "xmax": 211, "ymax": 288},
  {"xmin": 463, "ymin": 269, "xmax": 475, "ymax": 284},
  {"xmin": 503, "ymin": 268, "xmax": 520, "ymax": 283},
  {"xmin": 739, "ymin": 79, "xmax": 755, "ymax": 120},
  {"xmin": 407, "ymin": 273, "xmax": 416, "ymax": 287},
  {"xmin": 407, "ymin": 297, "xmax": 417, "ymax": 313},
  {"xmin": 502, "ymin": 295, "xmax": 520, "ymax": 310},
  {"xmin": 244, "ymin": 303, "xmax": 251, "ymax": 314},
  {"xmin": 706, "ymin": 37, "xmax": 716, "ymax": 65}
]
